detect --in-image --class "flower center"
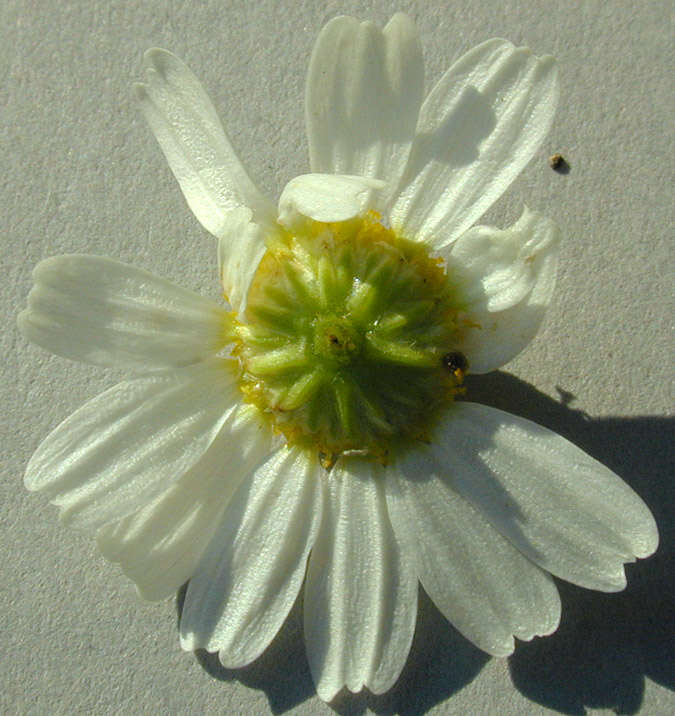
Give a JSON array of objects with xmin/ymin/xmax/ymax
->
[
  {"xmin": 311, "ymin": 315, "xmax": 362, "ymax": 365},
  {"xmin": 235, "ymin": 213, "xmax": 466, "ymax": 465}
]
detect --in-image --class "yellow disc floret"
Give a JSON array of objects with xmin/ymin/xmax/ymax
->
[{"xmin": 234, "ymin": 212, "xmax": 466, "ymax": 465}]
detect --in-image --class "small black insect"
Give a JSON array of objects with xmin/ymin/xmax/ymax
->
[{"xmin": 442, "ymin": 351, "xmax": 468, "ymax": 381}]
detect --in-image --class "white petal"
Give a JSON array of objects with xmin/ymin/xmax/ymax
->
[
  {"xmin": 18, "ymin": 255, "xmax": 232, "ymax": 371},
  {"xmin": 306, "ymin": 13, "xmax": 424, "ymax": 195},
  {"xmin": 432, "ymin": 403, "xmax": 659, "ymax": 592},
  {"xmin": 277, "ymin": 173, "xmax": 385, "ymax": 230},
  {"xmin": 444, "ymin": 208, "xmax": 558, "ymax": 311},
  {"xmin": 304, "ymin": 459, "xmax": 417, "ymax": 701},
  {"xmin": 179, "ymin": 447, "xmax": 323, "ymax": 667},
  {"xmin": 216, "ymin": 207, "xmax": 267, "ymax": 315},
  {"xmin": 444, "ymin": 208, "xmax": 559, "ymax": 373},
  {"xmin": 386, "ymin": 445, "xmax": 561, "ymax": 657},
  {"xmin": 389, "ymin": 39, "xmax": 558, "ymax": 246},
  {"xmin": 96, "ymin": 405, "xmax": 273, "ymax": 601},
  {"xmin": 25, "ymin": 358, "xmax": 240, "ymax": 531},
  {"xmin": 135, "ymin": 49, "xmax": 276, "ymax": 236}
]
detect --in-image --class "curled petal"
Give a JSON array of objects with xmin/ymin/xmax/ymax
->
[
  {"xmin": 444, "ymin": 207, "xmax": 559, "ymax": 373},
  {"xmin": 217, "ymin": 207, "xmax": 268, "ymax": 315},
  {"xmin": 277, "ymin": 173, "xmax": 385, "ymax": 230}
]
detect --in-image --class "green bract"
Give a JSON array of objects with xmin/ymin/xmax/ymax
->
[{"xmin": 235, "ymin": 213, "xmax": 467, "ymax": 464}]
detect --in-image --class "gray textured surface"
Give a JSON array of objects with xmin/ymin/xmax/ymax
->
[{"xmin": 2, "ymin": 1, "xmax": 673, "ymax": 714}]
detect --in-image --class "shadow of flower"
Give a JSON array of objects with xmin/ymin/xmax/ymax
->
[
  {"xmin": 467, "ymin": 372, "xmax": 674, "ymax": 715},
  {"xmin": 176, "ymin": 370, "xmax": 673, "ymax": 715},
  {"xmin": 331, "ymin": 587, "xmax": 489, "ymax": 716},
  {"xmin": 177, "ymin": 583, "xmax": 488, "ymax": 716},
  {"xmin": 178, "ymin": 586, "xmax": 314, "ymax": 714}
]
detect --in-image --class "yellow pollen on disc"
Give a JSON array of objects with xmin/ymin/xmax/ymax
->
[{"xmin": 234, "ymin": 212, "xmax": 467, "ymax": 464}]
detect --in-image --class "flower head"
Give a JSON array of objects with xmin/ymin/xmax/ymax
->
[{"xmin": 19, "ymin": 13, "xmax": 657, "ymax": 702}]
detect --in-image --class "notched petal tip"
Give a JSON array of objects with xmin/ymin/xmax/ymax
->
[
  {"xmin": 143, "ymin": 47, "xmax": 177, "ymax": 72},
  {"xmin": 23, "ymin": 457, "xmax": 43, "ymax": 493},
  {"xmin": 178, "ymin": 628, "xmax": 199, "ymax": 652},
  {"xmin": 16, "ymin": 307, "xmax": 32, "ymax": 340},
  {"xmin": 30, "ymin": 255, "xmax": 55, "ymax": 277},
  {"xmin": 600, "ymin": 571, "xmax": 628, "ymax": 594},
  {"xmin": 320, "ymin": 14, "xmax": 358, "ymax": 28},
  {"xmin": 19, "ymin": 254, "xmax": 233, "ymax": 370},
  {"xmin": 306, "ymin": 12, "xmax": 423, "ymax": 188},
  {"xmin": 627, "ymin": 503, "xmax": 660, "ymax": 559},
  {"xmin": 535, "ymin": 53, "xmax": 559, "ymax": 83},
  {"xmin": 530, "ymin": 53, "xmax": 560, "ymax": 115},
  {"xmin": 142, "ymin": 48, "xmax": 203, "ymax": 91},
  {"xmin": 385, "ymin": 11, "xmax": 416, "ymax": 27},
  {"xmin": 142, "ymin": 48, "xmax": 202, "ymax": 92},
  {"xmin": 316, "ymin": 682, "xmax": 341, "ymax": 704},
  {"xmin": 490, "ymin": 637, "xmax": 516, "ymax": 659},
  {"xmin": 443, "ymin": 207, "xmax": 559, "ymax": 373},
  {"xmin": 477, "ymin": 38, "xmax": 558, "ymax": 70}
]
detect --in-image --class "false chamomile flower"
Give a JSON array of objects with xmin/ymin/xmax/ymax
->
[{"xmin": 19, "ymin": 13, "xmax": 658, "ymax": 703}]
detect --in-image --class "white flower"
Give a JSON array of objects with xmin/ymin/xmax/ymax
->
[{"xmin": 19, "ymin": 13, "xmax": 657, "ymax": 703}]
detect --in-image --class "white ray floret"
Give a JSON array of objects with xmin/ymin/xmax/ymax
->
[
  {"xmin": 19, "ymin": 12, "xmax": 657, "ymax": 705},
  {"xmin": 179, "ymin": 447, "xmax": 323, "ymax": 667},
  {"xmin": 304, "ymin": 460, "xmax": 417, "ymax": 701}
]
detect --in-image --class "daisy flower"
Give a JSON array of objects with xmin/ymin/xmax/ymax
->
[{"xmin": 19, "ymin": 13, "xmax": 658, "ymax": 702}]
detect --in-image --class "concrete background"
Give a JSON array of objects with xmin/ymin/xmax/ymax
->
[{"xmin": 2, "ymin": 1, "xmax": 673, "ymax": 714}]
